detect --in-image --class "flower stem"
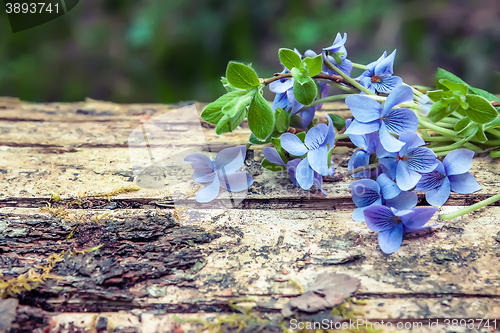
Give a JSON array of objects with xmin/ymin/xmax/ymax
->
[
  {"xmin": 351, "ymin": 62, "xmax": 367, "ymax": 70},
  {"xmin": 418, "ymin": 116, "xmax": 458, "ymax": 139},
  {"xmin": 440, "ymin": 193, "xmax": 500, "ymax": 220},
  {"xmin": 430, "ymin": 138, "xmax": 470, "ymax": 153},
  {"xmin": 297, "ymin": 94, "xmax": 352, "ymax": 113},
  {"xmin": 336, "ymin": 133, "xmax": 349, "ymax": 140},
  {"xmin": 322, "ymin": 53, "xmax": 375, "ymax": 95}
]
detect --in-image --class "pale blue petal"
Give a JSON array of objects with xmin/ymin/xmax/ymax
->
[
  {"xmin": 449, "ymin": 172, "xmax": 482, "ymax": 194},
  {"xmin": 383, "ymin": 108, "xmax": 419, "ymax": 134},
  {"xmin": 349, "ymin": 134, "xmax": 369, "ymax": 150},
  {"xmin": 382, "ymin": 85, "xmax": 415, "ymax": 114},
  {"xmin": 307, "ymin": 145, "xmax": 329, "ymax": 176},
  {"xmin": 374, "ymin": 49, "xmax": 397, "ymax": 76},
  {"xmin": 425, "ymin": 177, "xmax": 451, "ymax": 206},
  {"xmin": 324, "ymin": 116, "xmax": 336, "ymax": 149},
  {"xmin": 378, "ymin": 157, "xmax": 397, "ymax": 180},
  {"xmin": 313, "ymin": 172, "xmax": 327, "ymax": 195},
  {"xmin": 305, "ymin": 124, "xmax": 328, "ymax": 149},
  {"xmin": 263, "ymin": 147, "xmax": 285, "ymax": 166},
  {"xmin": 344, "ymin": 120, "xmax": 380, "ymax": 135},
  {"xmin": 295, "ymin": 157, "xmax": 314, "ymax": 190},
  {"xmin": 269, "ymin": 79, "xmax": 293, "ymax": 94},
  {"xmin": 378, "ymin": 224, "xmax": 404, "ymax": 254},
  {"xmin": 193, "ymin": 170, "xmax": 216, "ymax": 183},
  {"xmin": 299, "ymin": 106, "xmax": 317, "ymax": 128},
  {"xmin": 348, "ymin": 150, "xmax": 371, "ymax": 178},
  {"xmin": 398, "ymin": 131, "xmax": 425, "ymax": 150},
  {"xmin": 364, "ymin": 205, "xmax": 397, "ymax": 232},
  {"xmin": 396, "ymin": 161, "xmax": 421, "ymax": 191},
  {"xmin": 372, "ymin": 76, "xmax": 403, "ymax": 94},
  {"xmin": 271, "ymin": 92, "xmax": 289, "ymax": 111},
  {"xmin": 215, "ymin": 146, "xmax": 246, "ymax": 173},
  {"xmin": 405, "ymin": 147, "xmax": 438, "ymax": 173},
  {"xmin": 337, "ymin": 58, "xmax": 353, "ymax": 76},
  {"xmin": 345, "ymin": 95, "xmax": 382, "ymax": 122},
  {"xmin": 218, "ymin": 171, "xmax": 254, "ymax": 192},
  {"xmin": 376, "ymin": 173, "xmax": 401, "ymax": 199},
  {"xmin": 352, "ymin": 207, "xmax": 368, "ymax": 222},
  {"xmin": 379, "ymin": 122, "xmax": 405, "ymax": 152},
  {"xmin": 323, "ymin": 32, "xmax": 347, "ymax": 52},
  {"xmin": 400, "ymin": 207, "xmax": 438, "ymax": 229},
  {"xmin": 281, "ymin": 133, "xmax": 308, "ymax": 156},
  {"xmin": 286, "ymin": 159, "xmax": 301, "ymax": 187},
  {"xmin": 386, "ymin": 191, "xmax": 418, "ymax": 210},
  {"xmin": 184, "ymin": 153, "xmax": 213, "ymax": 171},
  {"xmin": 195, "ymin": 175, "xmax": 220, "ymax": 203},
  {"xmin": 443, "ymin": 149, "xmax": 475, "ymax": 175},
  {"xmin": 415, "ymin": 165, "xmax": 445, "ymax": 192}
]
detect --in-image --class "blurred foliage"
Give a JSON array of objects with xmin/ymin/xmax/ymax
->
[{"xmin": 0, "ymin": 0, "xmax": 499, "ymax": 103}]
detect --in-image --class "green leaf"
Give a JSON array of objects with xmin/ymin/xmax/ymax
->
[
  {"xmin": 435, "ymin": 68, "xmax": 467, "ymax": 90},
  {"xmin": 291, "ymin": 67, "xmax": 308, "ymax": 84},
  {"xmin": 275, "ymin": 107, "xmax": 290, "ymax": 133},
  {"xmin": 331, "ymin": 52, "xmax": 343, "ymax": 65},
  {"xmin": 327, "ymin": 147, "xmax": 334, "ymax": 168},
  {"xmin": 303, "ymin": 55, "xmax": 322, "ymax": 77},
  {"xmin": 261, "ymin": 158, "xmax": 286, "ymax": 172},
  {"xmin": 327, "ymin": 114, "xmax": 346, "ymax": 131},
  {"xmin": 201, "ymin": 90, "xmax": 247, "ymax": 124},
  {"xmin": 247, "ymin": 90, "xmax": 275, "ymax": 140},
  {"xmin": 454, "ymin": 117, "xmax": 470, "ymax": 132},
  {"xmin": 427, "ymin": 100, "xmax": 457, "ymax": 123},
  {"xmin": 215, "ymin": 90, "xmax": 255, "ymax": 135},
  {"xmin": 457, "ymin": 121, "xmax": 478, "ymax": 138},
  {"xmin": 427, "ymin": 90, "xmax": 452, "ymax": 103},
  {"xmin": 249, "ymin": 133, "xmax": 271, "ymax": 145},
  {"xmin": 221, "ymin": 76, "xmax": 241, "ymax": 93},
  {"xmin": 474, "ymin": 125, "xmax": 488, "ymax": 143},
  {"xmin": 271, "ymin": 137, "xmax": 281, "ymax": 148},
  {"xmin": 490, "ymin": 147, "xmax": 500, "ymax": 158},
  {"xmin": 469, "ymin": 86, "xmax": 500, "ymax": 102},
  {"xmin": 485, "ymin": 115, "xmax": 500, "ymax": 130},
  {"xmin": 226, "ymin": 62, "xmax": 260, "ymax": 89},
  {"xmin": 296, "ymin": 131, "xmax": 306, "ymax": 142},
  {"xmin": 278, "ymin": 48, "xmax": 301, "ymax": 71},
  {"xmin": 293, "ymin": 76, "xmax": 317, "ymax": 105},
  {"xmin": 438, "ymin": 79, "xmax": 468, "ymax": 95},
  {"xmin": 464, "ymin": 94, "xmax": 499, "ymax": 124}
]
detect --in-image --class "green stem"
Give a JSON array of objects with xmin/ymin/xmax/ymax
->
[
  {"xmin": 322, "ymin": 53, "xmax": 375, "ymax": 95},
  {"xmin": 430, "ymin": 138, "xmax": 469, "ymax": 153},
  {"xmin": 418, "ymin": 116, "xmax": 458, "ymax": 139},
  {"xmin": 296, "ymin": 94, "xmax": 352, "ymax": 113},
  {"xmin": 352, "ymin": 62, "xmax": 367, "ymax": 70},
  {"xmin": 440, "ymin": 193, "xmax": 500, "ymax": 221},
  {"xmin": 486, "ymin": 128, "xmax": 500, "ymax": 139},
  {"xmin": 336, "ymin": 133, "xmax": 349, "ymax": 140},
  {"xmin": 319, "ymin": 79, "xmax": 358, "ymax": 93},
  {"xmin": 422, "ymin": 136, "xmax": 453, "ymax": 142}
]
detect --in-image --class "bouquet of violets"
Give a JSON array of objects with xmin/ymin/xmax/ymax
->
[{"xmin": 185, "ymin": 33, "xmax": 500, "ymax": 254}]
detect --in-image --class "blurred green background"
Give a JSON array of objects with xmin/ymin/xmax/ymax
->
[{"xmin": 0, "ymin": 0, "xmax": 499, "ymax": 104}]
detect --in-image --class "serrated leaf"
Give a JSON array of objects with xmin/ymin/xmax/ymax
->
[
  {"xmin": 275, "ymin": 107, "xmax": 290, "ymax": 133},
  {"xmin": 248, "ymin": 90, "xmax": 275, "ymax": 140},
  {"xmin": 261, "ymin": 158, "xmax": 287, "ymax": 172},
  {"xmin": 279, "ymin": 48, "xmax": 301, "ymax": 71},
  {"xmin": 454, "ymin": 117, "xmax": 471, "ymax": 132},
  {"xmin": 435, "ymin": 68, "xmax": 467, "ymax": 90},
  {"xmin": 303, "ymin": 55, "xmax": 322, "ymax": 77},
  {"xmin": 201, "ymin": 90, "xmax": 247, "ymax": 124},
  {"xmin": 226, "ymin": 62, "xmax": 260, "ymax": 89},
  {"xmin": 293, "ymin": 77, "xmax": 317, "ymax": 105},
  {"xmin": 465, "ymin": 94, "xmax": 499, "ymax": 124},
  {"xmin": 327, "ymin": 114, "xmax": 346, "ymax": 131}
]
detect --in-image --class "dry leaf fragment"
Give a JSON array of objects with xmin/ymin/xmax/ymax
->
[{"xmin": 282, "ymin": 273, "xmax": 360, "ymax": 317}]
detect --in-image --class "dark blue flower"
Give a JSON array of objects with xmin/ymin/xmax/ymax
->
[
  {"xmin": 344, "ymin": 85, "xmax": 418, "ymax": 152},
  {"xmin": 356, "ymin": 50, "xmax": 403, "ymax": 94},
  {"xmin": 415, "ymin": 149, "xmax": 482, "ymax": 206},
  {"xmin": 377, "ymin": 131, "xmax": 438, "ymax": 191},
  {"xmin": 322, "ymin": 33, "xmax": 353, "ymax": 76},
  {"xmin": 364, "ymin": 205, "xmax": 438, "ymax": 254},
  {"xmin": 280, "ymin": 117, "xmax": 336, "ymax": 189},
  {"xmin": 184, "ymin": 146, "xmax": 253, "ymax": 203},
  {"xmin": 348, "ymin": 174, "xmax": 418, "ymax": 222}
]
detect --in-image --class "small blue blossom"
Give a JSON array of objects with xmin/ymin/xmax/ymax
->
[
  {"xmin": 263, "ymin": 147, "xmax": 327, "ymax": 195},
  {"xmin": 346, "ymin": 123, "xmax": 382, "ymax": 179},
  {"xmin": 348, "ymin": 174, "xmax": 418, "ymax": 222},
  {"xmin": 415, "ymin": 149, "xmax": 482, "ymax": 206},
  {"xmin": 322, "ymin": 32, "xmax": 353, "ymax": 76},
  {"xmin": 184, "ymin": 146, "xmax": 253, "ymax": 203},
  {"xmin": 344, "ymin": 85, "xmax": 418, "ymax": 152},
  {"xmin": 364, "ymin": 205, "xmax": 438, "ymax": 254},
  {"xmin": 377, "ymin": 131, "xmax": 438, "ymax": 191},
  {"xmin": 356, "ymin": 50, "xmax": 403, "ymax": 94},
  {"xmin": 280, "ymin": 117, "xmax": 336, "ymax": 189}
]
